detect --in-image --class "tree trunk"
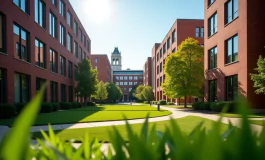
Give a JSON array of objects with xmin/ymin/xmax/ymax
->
[
  {"xmin": 184, "ymin": 96, "xmax": 187, "ymax": 108},
  {"xmin": 178, "ymin": 98, "xmax": 180, "ymax": 106}
]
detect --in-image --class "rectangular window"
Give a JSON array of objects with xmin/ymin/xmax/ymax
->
[
  {"xmin": 225, "ymin": 0, "xmax": 238, "ymax": 24},
  {"xmin": 79, "ymin": 28, "xmax": 82, "ymax": 42},
  {"xmin": 160, "ymin": 49, "xmax": 162, "ymax": 58},
  {"xmin": 94, "ymin": 66, "xmax": 98, "ymax": 70},
  {"xmin": 74, "ymin": 21, "xmax": 77, "ymax": 35},
  {"xmin": 129, "ymin": 88, "xmax": 132, "ymax": 92},
  {"xmin": 160, "ymin": 62, "xmax": 162, "ymax": 72},
  {"xmin": 49, "ymin": 12, "xmax": 57, "ymax": 38},
  {"xmin": 160, "ymin": 76, "xmax": 162, "ymax": 86},
  {"xmin": 50, "ymin": 49, "xmax": 58, "ymax": 73},
  {"xmin": 172, "ymin": 48, "xmax": 176, "ymax": 53},
  {"xmin": 208, "ymin": 12, "xmax": 218, "ymax": 37},
  {"xmin": 139, "ymin": 76, "xmax": 143, "ymax": 80},
  {"xmin": 13, "ymin": 0, "xmax": 29, "ymax": 14},
  {"xmin": 208, "ymin": 46, "xmax": 217, "ymax": 70},
  {"xmin": 67, "ymin": 11, "xmax": 72, "ymax": 28},
  {"xmin": 50, "ymin": 81, "xmax": 58, "ymax": 102},
  {"xmin": 124, "ymin": 76, "xmax": 128, "ymax": 80},
  {"xmin": 167, "ymin": 37, "xmax": 170, "ymax": 49},
  {"xmin": 35, "ymin": 0, "xmax": 45, "ymax": 28},
  {"xmin": 134, "ymin": 82, "xmax": 138, "ymax": 85},
  {"xmin": 61, "ymin": 84, "xmax": 66, "ymax": 102},
  {"xmin": 68, "ymin": 61, "xmax": 73, "ymax": 79},
  {"xmin": 116, "ymin": 76, "xmax": 119, "ymax": 80},
  {"xmin": 208, "ymin": 0, "xmax": 215, "ymax": 6},
  {"xmin": 0, "ymin": 68, "xmax": 7, "ymax": 103},
  {"xmin": 208, "ymin": 80, "xmax": 217, "ymax": 102},
  {"xmin": 14, "ymin": 73, "xmax": 30, "ymax": 103},
  {"xmin": 226, "ymin": 75, "xmax": 238, "ymax": 101},
  {"xmin": 129, "ymin": 76, "xmax": 133, "ymax": 80},
  {"xmin": 13, "ymin": 24, "xmax": 30, "ymax": 62},
  {"xmin": 120, "ymin": 76, "xmax": 123, "ymax": 80},
  {"xmin": 134, "ymin": 76, "xmax": 138, "ymax": 80},
  {"xmin": 172, "ymin": 29, "xmax": 176, "ymax": 43},
  {"xmin": 59, "ymin": 0, "xmax": 65, "ymax": 18},
  {"xmin": 116, "ymin": 82, "xmax": 119, "ymax": 85},
  {"xmin": 225, "ymin": 34, "xmax": 238, "ymax": 64},
  {"xmin": 0, "ymin": 13, "xmax": 6, "ymax": 53},
  {"xmin": 74, "ymin": 65, "xmax": 78, "ymax": 81},
  {"xmin": 84, "ymin": 36, "xmax": 86, "ymax": 47},
  {"xmin": 60, "ymin": 24, "xmax": 66, "ymax": 46},
  {"xmin": 60, "ymin": 55, "xmax": 66, "ymax": 76},
  {"xmin": 68, "ymin": 86, "xmax": 73, "ymax": 102},
  {"xmin": 95, "ymin": 58, "xmax": 98, "ymax": 63},
  {"xmin": 36, "ymin": 77, "xmax": 46, "ymax": 101},
  {"xmin": 201, "ymin": 28, "xmax": 204, "ymax": 37},
  {"xmin": 51, "ymin": 0, "xmax": 56, "ymax": 6},
  {"xmin": 163, "ymin": 43, "xmax": 166, "ymax": 54},
  {"xmin": 124, "ymin": 82, "xmax": 128, "ymax": 85},
  {"xmin": 196, "ymin": 27, "xmax": 200, "ymax": 38},
  {"xmin": 74, "ymin": 41, "xmax": 78, "ymax": 57},
  {"xmin": 35, "ymin": 39, "xmax": 46, "ymax": 68},
  {"xmin": 83, "ymin": 52, "xmax": 86, "ymax": 60},
  {"xmin": 67, "ymin": 33, "xmax": 72, "ymax": 53},
  {"xmin": 129, "ymin": 82, "xmax": 132, "ymax": 85},
  {"xmin": 120, "ymin": 82, "xmax": 123, "ymax": 86},
  {"xmin": 78, "ymin": 47, "xmax": 82, "ymax": 60}
]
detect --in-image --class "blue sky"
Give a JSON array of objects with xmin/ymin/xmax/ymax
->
[{"xmin": 69, "ymin": 0, "xmax": 204, "ymax": 70}]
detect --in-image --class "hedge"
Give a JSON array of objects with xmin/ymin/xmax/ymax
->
[
  {"xmin": 52, "ymin": 103, "xmax": 60, "ymax": 111},
  {"xmin": 59, "ymin": 102, "xmax": 72, "ymax": 110},
  {"xmin": 152, "ymin": 101, "xmax": 158, "ymax": 104},
  {"xmin": 199, "ymin": 102, "xmax": 212, "ymax": 110},
  {"xmin": 143, "ymin": 101, "xmax": 149, "ymax": 104},
  {"xmin": 159, "ymin": 100, "xmax": 167, "ymax": 105},
  {"xmin": 0, "ymin": 104, "xmax": 16, "ymax": 119},
  {"xmin": 14, "ymin": 103, "xmax": 26, "ymax": 113},
  {"xmin": 87, "ymin": 102, "xmax": 96, "ymax": 106},
  {"xmin": 210, "ymin": 101, "xmax": 236, "ymax": 112},
  {"xmin": 167, "ymin": 102, "xmax": 175, "ymax": 105},
  {"xmin": 192, "ymin": 102, "xmax": 203, "ymax": 110},
  {"xmin": 40, "ymin": 103, "xmax": 53, "ymax": 113}
]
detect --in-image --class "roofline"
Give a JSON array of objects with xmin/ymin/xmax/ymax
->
[
  {"xmin": 91, "ymin": 54, "xmax": 108, "ymax": 56},
  {"xmin": 176, "ymin": 18, "xmax": 204, "ymax": 21}
]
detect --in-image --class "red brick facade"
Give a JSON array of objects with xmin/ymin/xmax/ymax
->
[
  {"xmin": 91, "ymin": 54, "xmax": 111, "ymax": 83},
  {"xmin": 143, "ymin": 57, "xmax": 152, "ymax": 87}
]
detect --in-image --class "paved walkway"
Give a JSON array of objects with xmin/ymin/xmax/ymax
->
[{"xmin": 29, "ymin": 105, "xmax": 264, "ymax": 135}]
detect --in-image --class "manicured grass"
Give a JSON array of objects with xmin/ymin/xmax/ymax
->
[
  {"xmin": 218, "ymin": 113, "xmax": 265, "ymax": 118},
  {"xmin": 162, "ymin": 105, "xmax": 192, "ymax": 109},
  {"xmin": 0, "ymin": 105, "xmax": 171, "ymax": 127},
  {"xmin": 249, "ymin": 120, "xmax": 265, "ymax": 126},
  {"xmin": 33, "ymin": 116, "xmax": 230, "ymax": 142}
]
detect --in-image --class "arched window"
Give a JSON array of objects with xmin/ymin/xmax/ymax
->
[{"xmin": 116, "ymin": 59, "xmax": 119, "ymax": 65}]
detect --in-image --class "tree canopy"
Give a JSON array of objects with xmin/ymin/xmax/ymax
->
[
  {"xmin": 105, "ymin": 82, "xmax": 123, "ymax": 102},
  {"xmin": 250, "ymin": 55, "xmax": 265, "ymax": 94},
  {"xmin": 142, "ymin": 86, "xmax": 154, "ymax": 102},
  {"xmin": 135, "ymin": 85, "xmax": 145, "ymax": 100},
  {"xmin": 162, "ymin": 37, "xmax": 204, "ymax": 107},
  {"xmin": 93, "ymin": 81, "xmax": 108, "ymax": 104}
]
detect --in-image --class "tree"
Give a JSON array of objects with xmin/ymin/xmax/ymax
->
[
  {"xmin": 135, "ymin": 85, "xmax": 145, "ymax": 100},
  {"xmin": 93, "ymin": 81, "xmax": 108, "ymax": 105},
  {"xmin": 250, "ymin": 56, "xmax": 265, "ymax": 94},
  {"xmin": 162, "ymin": 37, "xmax": 204, "ymax": 108},
  {"xmin": 142, "ymin": 86, "xmax": 154, "ymax": 102},
  {"xmin": 129, "ymin": 85, "xmax": 138, "ymax": 101},
  {"xmin": 75, "ymin": 58, "xmax": 98, "ymax": 105},
  {"xmin": 105, "ymin": 83, "xmax": 123, "ymax": 102}
]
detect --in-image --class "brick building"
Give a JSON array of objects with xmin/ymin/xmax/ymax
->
[
  {"xmin": 143, "ymin": 57, "xmax": 152, "ymax": 86},
  {"xmin": 0, "ymin": 0, "xmax": 91, "ymax": 104},
  {"xmin": 204, "ymin": 0, "xmax": 265, "ymax": 108},
  {"xmin": 152, "ymin": 19, "xmax": 204, "ymax": 104},
  {"xmin": 91, "ymin": 54, "xmax": 111, "ymax": 83}
]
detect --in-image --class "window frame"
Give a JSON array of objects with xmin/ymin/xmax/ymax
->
[
  {"xmin": 35, "ymin": 39, "xmax": 46, "ymax": 68},
  {"xmin": 13, "ymin": 0, "xmax": 30, "ymax": 15},
  {"xmin": 50, "ymin": 81, "xmax": 58, "ymax": 102},
  {"xmin": 59, "ymin": 0, "xmax": 65, "ymax": 18},
  {"xmin": 68, "ymin": 61, "xmax": 73, "ymax": 79},
  {"xmin": 67, "ymin": 33, "xmax": 72, "ymax": 53},
  {"xmin": 49, "ymin": 12, "xmax": 57, "ymax": 38},
  {"xmin": 59, "ymin": 24, "xmax": 66, "ymax": 46},
  {"xmin": 0, "ymin": 13, "xmax": 6, "ymax": 53},
  {"xmin": 60, "ymin": 55, "xmax": 66, "ymax": 76},
  {"xmin": 225, "ymin": 34, "xmax": 238, "ymax": 64},
  {"xmin": 50, "ymin": 48, "xmax": 58, "ymax": 73},
  {"xmin": 208, "ymin": 79, "xmax": 217, "ymax": 102},
  {"xmin": 208, "ymin": 46, "xmax": 217, "ymax": 70},
  {"xmin": 14, "ymin": 72, "xmax": 30, "ymax": 103},
  {"xmin": 208, "ymin": 12, "xmax": 218, "ymax": 37},
  {"xmin": 225, "ymin": 75, "xmax": 238, "ymax": 101},
  {"xmin": 35, "ymin": 0, "xmax": 46, "ymax": 28},
  {"xmin": 0, "ymin": 68, "xmax": 7, "ymax": 103},
  {"xmin": 13, "ymin": 24, "xmax": 30, "ymax": 62},
  {"xmin": 225, "ymin": 0, "xmax": 238, "ymax": 25}
]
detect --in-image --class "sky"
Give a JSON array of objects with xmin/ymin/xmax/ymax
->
[{"xmin": 69, "ymin": 0, "xmax": 204, "ymax": 70}]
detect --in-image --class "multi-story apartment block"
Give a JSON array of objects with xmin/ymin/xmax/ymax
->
[{"xmin": 91, "ymin": 54, "xmax": 112, "ymax": 83}]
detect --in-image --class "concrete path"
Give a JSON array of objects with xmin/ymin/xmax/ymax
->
[{"xmin": 29, "ymin": 105, "xmax": 264, "ymax": 135}]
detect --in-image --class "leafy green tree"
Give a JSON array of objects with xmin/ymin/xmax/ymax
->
[
  {"xmin": 75, "ymin": 58, "xmax": 98, "ymax": 105},
  {"xmin": 105, "ymin": 83, "xmax": 123, "ymax": 102},
  {"xmin": 142, "ymin": 86, "xmax": 154, "ymax": 103},
  {"xmin": 162, "ymin": 37, "xmax": 204, "ymax": 108},
  {"xmin": 250, "ymin": 55, "xmax": 265, "ymax": 94},
  {"xmin": 93, "ymin": 81, "xmax": 108, "ymax": 105},
  {"xmin": 129, "ymin": 85, "xmax": 138, "ymax": 101},
  {"xmin": 135, "ymin": 85, "xmax": 145, "ymax": 100}
]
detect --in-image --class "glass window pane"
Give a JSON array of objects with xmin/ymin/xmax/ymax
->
[
  {"xmin": 14, "ymin": 73, "xmax": 20, "ymax": 103},
  {"xmin": 233, "ymin": 35, "xmax": 238, "ymax": 61},
  {"xmin": 233, "ymin": 0, "xmax": 238, "ymax": 18}
]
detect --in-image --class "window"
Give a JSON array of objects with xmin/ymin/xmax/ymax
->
[
  {"xmin": 0, "ymin": 68, "xmax": 7, "ymax": 103},
  {"xmin": 226, "ymin": 75, "xmax": 238, "ymax": 101},
  {"xmin": 95, "ymin": 58, "xmax": 98, "ymax": 63},
  {"xmin": 36, "ymin": 77, "xmax": 46, "ymax": 101},
  {"xmin": 51, "ymin": 0, "xmax": 56, "ymax": 6},
  {"xmin": 35, "ymin": 0, "xmax": 45, "ymax": 28},
  {"xmin": 172, "ymin": 48, "xmax": 176, "ymax": 53},
  {"xmin": 160, "ymin": 62, "xmax": 162, "ymax": 72},
  {"xmin": 0, "ymin": 13, "xmax": 6, "ymax": 53},
  {"xmin": 116, "ymin": 82, "xmax": 119, "ymax": 85},
  {"xmin": 68, "ymin": 61, "xmax": 73, "ymax": 79},
  {"xmin": 60, "ymin": 56, "xmax": 66, "ymax": 76},
  {"xmin": 225, "ymin": 34, "xmax": 238, "ymax": 64},
  {"xmin": 84, "ymin": 36, "xmax": 86, "ymax": 47},
  {"xmin": 35, "ymin": 39, "xmax": 46, "ymax": 68},
  {"xmin": 134, "ymin": 76, "xmax": 138, "ymax": 80},
  {"xmin": 59, "ymin": 0, "xmax": 65, "ymax": 17},
  {"xmin": 83, "ymin": 52, "xmax": 86, "ymax": 60},
  {"xmin": 67, "ymin": 33, "xmax": 72, "ymax": 53},
  {"xmin": 208, "ymin": 46, "xmax": 217, "ymax": 70},
  {"xmin": 124, "ymin": 76, "xmax": 128, "ymax": 80},
  {"xmin": 124, "ymin": 82, "xmax": 128, "ymax": 85},
  {"xmin": 208, "ymin": 0, "xmax": 215, "ymax": 6},
  {"xmin": 50, "ymin": 49, "xmax": 58, "ymax": 73},
  {"xmin": 160, "ymin": 76, "xmax": 162, "ymax": 86},
  {"xmin": 129, "ymin": 82, "xmax": 132, "ymax": 85},
  {"xmin": 201, "ymin": 28, "xmax": 204, "ymax": 37},
  {"xmin": 49, "ymin": 12, "xmax": 57, "ymax": 38},
  {"xmin": 157, "ymin": 79, "xmax": 159, "ymax": 87},
  {"xmin": 139, "ymin": 76, "xmax": 143, "ymax": 80},
  {"xmin": 79, "ymin": 28, "xmax": 82, "ymax": 42},
  {"xmin": 172, "ymin": 29, "xmax": 176, "ymax": 43},
  {"xmin": 13, "ymin": 0, "xmax": 29, "ymax": 14},
  {"xmin": 208, "ymin": 80, "xmax": 217, "ymax": 102},
  {"xmin": 129, "ymin": 88, "xmax": 132, "ymax": 92},
  {"xmin": 60, "ymin": 24, "xmax": 66, "ymax": 46},
  {"xmin": 129, "ymin": 76, "xmax": 133, "ymax": 80},
  {"xmin": 167, "ymin": 37, "xmax": 170, "ymax": 49},
  {"xmin": 94, "ymin": 66, "xmax": 98, "ymax": 70},
  {"xmin": 159, "ymin": 49, "xmax": 162, "ymax": 58},
  {"xmin": 74, "ymin": 21, "xmax": 77, "ymax": 35},
  {"xmin": 14, "ymin": 73, "xmax": 30, "ymax": 103},
  {"xmin": 225, "ymin": 0, "xmax": 238, "ymax": 24},
  {"xmin": 134, "ymin": 82, "xmax": 138, "ymax": 85},
  {"xmin": 120, "ymin": 82, "xmax": 123, "ymax": 86},
  {"xmin": 74, "ymin": 41, "xmax": 78, "ymax": 57},
  {"xmin": 163, "ymin": 43, "xmax": 166, "ymax": 54},
  {"xmin": 78, "ymin": 47, "xmax": 82, "ymax": 60},
  {"xmin": 61, "ymin": 84, "xmax": 66, "ymax": 102},
  {"xmin": 68, "ymin": 86, "xmax": 73, "ymax": 102},
  {"xmin": 124, "ymin": 88, "xmax": 127, "ymax": 91},
  {"xmin": 120, "ymin": 76, "xmax": 123, "ymax": 80},
  {"xmin": 74, "ymin": 65, "xmax": 78, "ymax": 81},
  {"xmin": 14, "ymin": 24, "xmax": 30, "ymax": 62},
  {"xmin": 50, "ymin": 81, "xmax": 58, "ymax": 102},
  {"xmin": 196, "ymin": 27, "xmax": 200, "ymax": 37},
  {"xmin": 208, "ymin": 12, "xmax": 218, "ymax": 37},
  {"xmin": 67, "ymin": 11, "xmax": 72, "ymax": 28},
  {"xmin": 116, "ymin": 76, "xmax": 119, "ymax": 80}
]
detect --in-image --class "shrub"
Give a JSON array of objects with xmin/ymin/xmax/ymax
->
[
  {"xmin": 167, "ymin": 102, "xmax": 175, "ymax": 105},
  {"xmin": 71, "ymin": 102, "xmax": 79, "ymax": 108},
  {"xmin": 52, "ymin": 103, "xmax": 60, "ymax": 111},
  {"xmin": 199, "ymin": 102, "xmax": 211, "ymax": 110},
  {"xmin": 87, "ymin": 102, "xmax": 96, "ymax": 106},
  {"xmin": 210, "ymin": 101, "xmax": 236, "ymax": 112},
  {"xmin": 0, "ymin": 104, "xmax": 16, "ymax": 119},
  {"xmin": 143, "ymin": 101, "xmax": 149, "ymax": 104},
  {"xmin": 152, "ymin": 101, "xmax": 158, "ymax": 104},
  {"xmin": 59, "ymin": 102, "xmax": 72, "ymax": 110},
  {"xmin": 14, "ymin": 103, "xmax": 26, "ymax": 113},
  {"xmin": 78, "ymin": 102, "xmax": 83, "ymax": 108},
  {"xmin": 192, "ymin": 102, "xmax": 203, "ymax": 110},
  {"xmin": 159, "ymin": 100, "xmax": 167, "ymax": 105},
  {"xmin": 40, "ymin": 103, "xmax": 53, "ymax": 113}
]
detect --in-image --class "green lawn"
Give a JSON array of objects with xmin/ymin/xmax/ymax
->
[
  {"xmin": 0, "ymin": 105, "xmax": 171, "ymax": 127},
  {"xmin": 249, "ymin": 120, "xmax": 265, "ymax": 126},
  {"xmin": 33, "ymin": 116, "xmax": 230, "ymax": 142},
  {"xmin": 218, "ymin": 113, "xmax": 265, "ymax": 118},
  {"xmin": 162, "ymin": 105, "xmax": 192, "ymax": 109}
]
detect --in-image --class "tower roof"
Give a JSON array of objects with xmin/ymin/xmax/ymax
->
[{"xmin": 112, "ymin": 47, "xmax": 121, "ymax": 55}]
